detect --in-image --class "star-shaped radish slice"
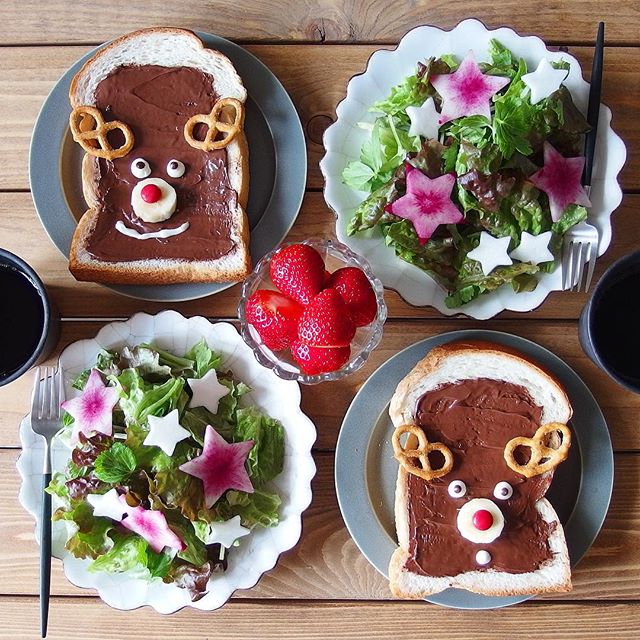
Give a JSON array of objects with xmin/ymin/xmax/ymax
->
[
  {"xmin": 522, "ymin": 59, "xmax": 568, "ymax": 104},
  {"xmin": 87, "ymin": 488, "xmax": 128, "ymax": 521},
  {"xmin": 144, "ymin": 409, "xmax": 190, "ymax": 456},
  {"xmin": 510, "ymin": 231, "xmax": 554, "ymax": 264},
  {"xmin": 179, "ymin": 425, "xmax": 254, "ymax": 508},
  {"xmin": 387, "ymin": 165, "xmax": 462, "ymax": 243},
  {"xmin": 530, "ymin": 142, "xmax": 591, "ymax": 222},
  {"xmin": 199, "ymin": 516, "xmax": 250, "ymax": 549},
  {"xmin": 187, "ymin": 369, "xmax": 229, "ymax": 415},
  {"xmin": 61, "ymin": 369, "xmax": 118, "ymax": 444},
  {"xmin": 467, "ymin": 232, "xmax": 513, "ymax": 275},
  {"xmin": 118, "ymin": 497, "xmax": 186, "ymax": 553},
  {"xmin": 406, "ymin": 97, "xmax": 441, "ymax": 140},
  {"xmin": 431, "ymin": 51, "xmax": 509, "ymax": 124}
]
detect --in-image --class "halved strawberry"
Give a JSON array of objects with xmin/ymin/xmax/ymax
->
[
  {"xmin": 269, "ymin": 244, "xmax": 325, "ymax": 305},
  {"xmin": 326, "ymin": 267, "xmax": 377, "ymax": 327},
  {"xmin": 245, "ymin": 289, "xmax": 303, "ymax": 351},
  {"xmin": 291, "ymin": 340, "xmax": 351, "ymax": 375},
  {"xmin": 297, "ymin": 289, "xmax": 355, "ymax": 347}
]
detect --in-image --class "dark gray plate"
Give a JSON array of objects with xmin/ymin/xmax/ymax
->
[
  {"xmin": 29, "ymin": 31, "xmax": 306, "ymax": 302},
  {"xmin": 335, "ymin": 330, "xmax": 613, "ymax": 610}
]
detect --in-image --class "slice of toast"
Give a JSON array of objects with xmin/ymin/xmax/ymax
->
[
  {"xmin": 68, "ymin": 27, "xmax": 250, "ymax": 285},
  {"xmin": 388, "ymin": 341, "xmax": 573, "ymax": 598}
]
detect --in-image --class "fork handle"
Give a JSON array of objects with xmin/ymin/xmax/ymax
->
[{"xmin": 40, "ymin": 471, "xmax": 51, "ymax": 638}]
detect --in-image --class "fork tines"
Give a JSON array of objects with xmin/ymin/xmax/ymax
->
[{"xmin": 562, "ymin": 240, "xmax": 597, "ymax": 293}]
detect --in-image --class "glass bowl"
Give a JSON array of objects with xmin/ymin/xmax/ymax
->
[{"xmin": 238, "ymin": 238, "xmax": 387, "ymax": 384}]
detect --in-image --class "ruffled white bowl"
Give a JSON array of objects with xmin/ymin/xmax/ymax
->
[
  {"xmin": 320, "ymin": 19, "xmax": 626, "ymax": 319},
  {"xmin": 17, "ymin": 310, "xmax": 316, "ymax": 613}
]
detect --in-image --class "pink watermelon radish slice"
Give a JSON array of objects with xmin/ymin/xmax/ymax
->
[
  {"xmin": 387, "ymin": 164, "xmax": 462, "ymax": 243},
  {"xmin": 179, "ymin": 425, "xmax": 254, "ymax": 508},
  {"xmin": 119, "ymin": 498, "xmax": 186, "ymax": 553},
  {"xmin": 61, "ymin": 369, "xmax": 118, "ymax": 444},
  {"xmin": 530, "ymin": 142, "xmax": 591, "ymax": 222},
  {"xmin": 431, "ymin": 51, "xmax": 509, "ymax": 124}
]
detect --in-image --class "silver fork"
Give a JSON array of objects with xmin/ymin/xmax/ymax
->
[
  {"xmin": 30, "ymin": 365, "xmax": 64, "ymax": 638},
  {"xmin": 562, "ymin": 213, "xmax": 600, "ymax": 293}
]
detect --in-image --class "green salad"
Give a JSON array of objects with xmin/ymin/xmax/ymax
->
[
  {"xmin": 47, "ymin": 340, "xmax": 285, "ymax": 601},
  {"xmin": 343, "ymin": 39, "xmax": 590, "ymax": 307}
]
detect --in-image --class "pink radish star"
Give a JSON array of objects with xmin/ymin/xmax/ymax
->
[
  {"xmin": 431, "ymin": 51, "xmax": 509, "ymax": 124},
  {"xmin": 387, "ymin": 165, "xmax": 463, "ymax": 243},
  {"xmin": 61, "ymin": 369, "xmax": 118, "ymax": 444},
  {"xmin": 530, "ymin": 142, "xmax": 591, "ymax": 222},
  {"xmin": 119, "ymin": 497, "xmax": 186, "ymax": 553},
  {"xmin": 179, "ymin": 425, "xmax": 254, "ymax": 508}
]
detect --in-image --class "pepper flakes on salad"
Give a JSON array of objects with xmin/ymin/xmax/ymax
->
[
  {"xmin": 343, "ymin": 39, "xmax": 591, "ymax": 308},
  {"xmin": 46, "ymin": 340, "xmax": 285, "ymax": 601}
]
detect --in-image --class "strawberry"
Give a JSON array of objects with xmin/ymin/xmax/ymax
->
[
  {"xmin": 269, "ymin": 244, "xmax": 325, "ymax": 305},
  {"xmin": 326, "ymin": 267, "xmax": 377, "ymax": 327},
  {"xmin": 297, "ymin": 289, "xmax": 355, "ymax": 347},
  {"xmin": 291, "ymin": 340, "xmax": 351, "ymax": 375},
  {"xmin": 245, "ymin": 289, "xmax": 303, "ymax": 351}
]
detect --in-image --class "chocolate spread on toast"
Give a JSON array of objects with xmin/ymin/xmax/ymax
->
[
  {"xmin": 86, "ymin": 64, "xmax": 239, "ymax": 262},
  {"xmin": 405, "ymin": 378, "xmax": 555, "ymax": 577}
]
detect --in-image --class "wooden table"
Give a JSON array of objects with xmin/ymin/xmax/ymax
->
[{"xmin": 1, "ymin": 2, "xmax": 639, "ymax": 638}]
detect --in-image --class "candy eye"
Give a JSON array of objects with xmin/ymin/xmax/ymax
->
[
  {"xmin": 447, "ymin": 480, "xmax": 467, "ymax": 498},
  {"xmin": 493, "ymin": 482, "xmax": 514, "ymax": 500},
  {"xmin": 167, "ymin": 159, "xmax": 185, "ymax": 178},
  {"xmin": 131, "ymin": 158, "xmax": 151, "ymax": 179}
]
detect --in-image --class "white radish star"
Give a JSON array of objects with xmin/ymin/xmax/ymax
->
[
  {"xmin": 522, "ymin": 59, "xmax": 568, "ymax": 104},
  {"xmin": 199, "ymin": 516, "xmax": 251, "ymax": 549},
  {"xmin": 144, "ymin": 409, "xmax": 190, "ymax": 456},
  {"xmin": 187, "ymin": 369, "xmax": 229, "ymax": 415},
  {"xmin": 406, "ymin": 97, "xmax": 441, "ymax": 140},
  {"xmin": 467, "ymin": 232, "xmax": 513, "ymax": 276},
  {"xmin": 87, "ymin": 488, "xmax": 129, "ymax": 521},
  {"xmin": 509, "ymin": 231, "xmax": 554, "ymax": 265}
]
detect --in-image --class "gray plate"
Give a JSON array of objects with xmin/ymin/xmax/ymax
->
[
  {"xmin": 335, "ymin": 329, "xmax": 613, "ymax": 610},
  {"xmin": 29, "ymin": 31, "xmax": 306, "ymax": 302}
]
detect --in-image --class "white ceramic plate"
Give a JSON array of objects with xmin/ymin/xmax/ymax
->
[
  {"xmin": 17, "ymin": 311, "xmax": 316, "ymax": 613},
  {"xmin": 320, "ymin": 19, "xmax": 627, "ymax": 319}
]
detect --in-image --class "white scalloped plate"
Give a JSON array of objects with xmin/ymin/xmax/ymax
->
[
  {"xmin": 320, "ymin": 19, "xmax": 627, "ymax": 319},
  {"xmin": 17, "ymin": 311, "xmax": 316, "ymax": 613}
]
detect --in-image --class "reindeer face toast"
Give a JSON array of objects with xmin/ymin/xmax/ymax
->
[
  {"xmin": 388, "ymin": 342, "xmax": 573, "ymax": 597},
  {"xmin": 67, "ymin": 28, "xmax": 250, "ymax": 285}
]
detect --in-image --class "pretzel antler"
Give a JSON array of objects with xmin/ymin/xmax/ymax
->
[
  {"xmin": 392, "ymin": 424, "xmax": 454, "ymax": 481},
  {"xmin": 184, "ymin": 97, "xmax": 244, "ymax": 151},
  {"xmin": 504, "ymin": 422, "xmax": 571, "ymax": 478},
  {"xmin": 69, "ymin": 106, "xmax": 134, "ymax": 160}
]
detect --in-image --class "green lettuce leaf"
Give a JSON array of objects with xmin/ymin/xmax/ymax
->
[
  {"xmin": 234, "ymin": 407, "xmax": 285, "ymax": 489},
  {"xmin": 53, "ymin": 501, "xmax": 114, "ymax": 559},
  {"xmin": 185, "ymin": 339, "xmax": 222, "ymax": 379},
  {"xmin": 93, "ymin": 442, "xmax": 137, "ymax": 484},
  {"xmin": 215, "ymin": 489, "xmax": 282, "ymax": 529},
  {"xmin": 346, "ymin": 178, "xmax": 398, "ymax": 235}
]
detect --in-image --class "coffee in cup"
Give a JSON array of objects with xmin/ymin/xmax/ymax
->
[{"xmin": 0, "ymin": 249, "xmax": 59, "ymax": 386}]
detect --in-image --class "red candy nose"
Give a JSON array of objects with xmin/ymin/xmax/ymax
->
[
  {"xmin": 472, "ymin": 509, "xmax": 493, "ymax": 531},
  {"xmin": 141, "ymin": 184, "xmax": 162, "ymax": 203}
]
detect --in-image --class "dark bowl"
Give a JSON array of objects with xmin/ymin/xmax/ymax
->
[
  {"xmin": 579, "ymin": 249, "xmax": 640, "ymax": 393},
  {"xmin": 0, "ymin": 249, "xmax": 59, "ymax": 386}
]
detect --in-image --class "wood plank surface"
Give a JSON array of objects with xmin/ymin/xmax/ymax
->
[
  {"xmin": 0, "ymin": 45, "xmax": 638, "ymax": 192},
  {"xmin": 0, "ymin": 191, "xmax": 638, "ymax": 322},
  {"xmin": 1, "ymin": 318, "xmax": 639, "ymax": 452},
  {"xmin": 1, "ymin": 597, "xmax": 639, "ymax": 640},
  {"xmin": 1, "ymin": 0, "xmax": 639, "ymax": 45},
  {"xmin": 1, "ymin": 449, "xmax": 638, "ymax": 601}
]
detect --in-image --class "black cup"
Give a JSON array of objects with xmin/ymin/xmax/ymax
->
[
  {"xmin": 579, "ymin": 250, "xmax": 640, "ymax": 393},
  {"xmin": 0, "ymin": 249, "xmax": 59, "ymax": 386}
]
